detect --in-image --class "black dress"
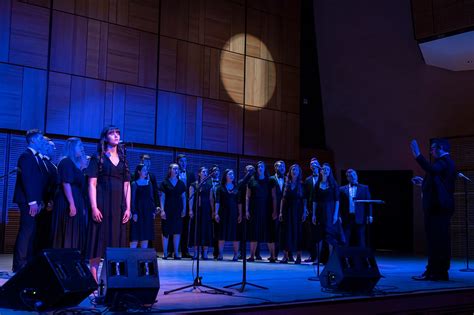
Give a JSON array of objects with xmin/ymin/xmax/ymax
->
[
  {"xmin": 159, "ymin": 178, "xmax": 186, "ymax": 237},
  {"xmin": 130, "ymin": 181, "xmax": 155, "ymax": 241},
  {"xmin": 280, "ymin": 184, "xmax": 304, "ymax": 252},
  {"xmin": 51, "ymin": 157, "xmax": 88, "ymax": 253},
  {"xmin": 313, "ymin": 184, "xmax": 345, "ymax": 246},
  {"xmin": 85, "ymin": 155, "xmax": 130, "ymax": 259},
  {"xmin": 247, "ymin": 177, "xmax": 271, "ymax": 242},
  {"xmin": 216, "ymin": 184, "xmax": 240, "ymax": 241},
  {"xmin": 189, "ymin": 182, "xmax": 213, "ymax": 246}
]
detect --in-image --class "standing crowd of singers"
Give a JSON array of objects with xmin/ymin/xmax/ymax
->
[{"xmin": 12, "ymin": 125, "xmax": 373, "ymax": 282}]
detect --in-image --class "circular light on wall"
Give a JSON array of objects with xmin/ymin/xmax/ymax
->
[{"xmin": 220, "ymin": 34, "xmax": 276, "ymax": 110}]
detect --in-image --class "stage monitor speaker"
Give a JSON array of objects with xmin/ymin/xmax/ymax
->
[
  {"xmin": 99, "ymin": 248, "xmax": 159, "ymax": 308},
  {"xmin": 319, "ymin": 247, "xmax": 381, "ymax": 292},
  {"xmin": 0, "ymin": 249, "xmax": 97, "ymax": 311}
]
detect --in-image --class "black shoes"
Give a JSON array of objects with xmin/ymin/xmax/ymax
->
[
  {"xmin": 182, "ymin": 252, "xmax": 193, "ymax": 259},
  {"xmin": 256, "ymin": 255, "xmax": 263, "ymax": 261},
  {"xmin": 295, "ymin": 257, "xmax": 301, "ymax": 264},
  {"xmin": 412, "ymin": 271, "xmax": 449, "ymax": 281}
]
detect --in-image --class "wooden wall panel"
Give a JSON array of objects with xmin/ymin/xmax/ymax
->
[
  {"xmin": 156, "ymin": 91, "xmax": 186, "ymax": 148},
  {"xmin": 246, "ymin": 6, "xmax": 299, "ymax": 66},
  {"xmin": 244, "ymin": 107, "xmax": 299, "ymax": 160},
  {"xmin": 69, "ymin": 76, "xmax": 106, "ymax": 138},
  {"xmin": 107, "ymin": 24, "xmax": 158, "ymax": 88},
  {"xmin": 123, "ymin": 86, "xmax": 156, "ymax": 144},
  {"xmin": 0, "ymin": 64, "xmax": 23, "ymax": 129},
  {"xmin": 46, "ymin": 72, "xmax": 71, "ymax": 135},
  {"xmin": 20, "ymin": 68, "xmax": 47, "ymax": 130},
  {"xmin": 9, "ymin": 1, "xmax": 50, "ymax": 69},
  {"xmin": 160, "ymin": 0, "xmax": 244, "ymax": 53},
  {"xmin": 0, "ymin": 0, "xmax": 11, "ymax": 62},
  {"xmin": 104, "ymin": 82, "xmax": 126, "ymax": 131},
  {"xmin": 54, "ymin": 0, "xmax": 159, "ymax": 33},
  {"xmin": 159, "ymin": 38, "xmax": 244, "ymax": 103},
  {"xmin": 156, "ymin": 91, "xmax": 206, "ymax": 150},
  {"xmin": 50, "ymin": 11, "xmax": 88, "ymax": 76},
  {"xmin": 219, "ymin": 50, "xmax": 244, "ymax": 104},
  {"xmin": 86, "ymin": 20, "xmax": 109, "ymax": 80},
  {"xmin": 0, "ymin": 64, "xmax": 47, "ymax": 131},
  {"xmin": 158, "ymin": 36, "xmax": 178, "ymax": 91},
  {"xmin": 19, "ymin": 0, "xmax": 51, "ymax": 8},
  {"xmin": 245, "ymin": 57, "xmax": 299, "ymax": 114},
  {"xmin": 184, "ymin": 96, "xmax": 203, "ymax": 149},
  {"xmin": 280, "ymin": 64, "xmax": 300, "ymax": 113}
]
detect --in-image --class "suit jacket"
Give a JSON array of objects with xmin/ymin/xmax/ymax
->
[
  {"xmin": 304, "ymin": 176, "xmax": 318, "ymax": 213},
  {"xmin": 416, "ymin": 154, "xmax": 456, "ymax": 214},
  {"xmin": 43, "ymin": 158, "xmax": 59, "ymax": 204},
  {"xmin": 339, "ymin": 184, "xmax": 372, "ymax": 225},
  {"xmin": 13, "ymin": 149, "xmax": 49, "ymax": 205},
  {"xmin": 269, "ymin": 175, "xmax": 284, "ymax": 212},
  {"xmin": 149, "ymin": 172, "xmax": 160, "ymax": 207}
]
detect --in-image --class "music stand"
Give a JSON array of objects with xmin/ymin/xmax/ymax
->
[
  {"xmin": 354, "ymin": 200, "xmax": 385, "ymax": 248},
  {"xmin": 164, "ymin": 170, "xmax": 232, "ymax": 296}
]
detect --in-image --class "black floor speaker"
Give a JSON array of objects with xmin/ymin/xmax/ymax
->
[
  {"xmin": 319, "ymin": 246, "xmax": 381, "ymax": 292},
  {"xmin": 0, "ymin": 249, "xmax": 97, "ymax": 311},
  {"xmin": 99, "ymin": 248, "xmax": 160, "ymax": 308}
]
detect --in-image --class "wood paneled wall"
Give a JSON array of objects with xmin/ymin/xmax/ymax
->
[
  {"xmin": 411, "ymin": 0, "xmax": 474, "ymax": 40},
  {"xmin": 0, "ymin": 0, "xmax": 300, "ymax": 160}
]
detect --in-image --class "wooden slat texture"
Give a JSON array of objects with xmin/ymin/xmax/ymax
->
[
  {"xmin": 69, "ymin": 76, "xmax": 106, "ymax": 138},
  {"xmin": 123, "ymin": 86, "xmax": 156, "ymax": 144},
  {"xmin": 0, "ymin": 64, "xmax": 23, "ymax": 130},
  {"xmin": 46, "ymin": 72, "xmax": 72, "ymax": 135},
  {"xmin": 54, "ymin": 0, "xmax": 159, "ymax": 33},
  {"xmin": 9, "ymin": 1, "xmax": 50, "ymax": 69},
  {"xmin": 20, "ymin": 68, "xmax": 47, "ymax": 130},
  {"xmin": 50, "ymin": 11, "xmax": 88, "ymax": 76},
  {"xmin": 244, "ymin": 107, "xmax": 299, "ymax": 160},
  {"xmin": 156, "ymin": 91, "xmax": 186, "ymax": 148},
  {"xmin": 0, "ymin": 0, "xmax": 11, "ymax": 62},
  {"xmin": 160, "ymin": 0, "xmax": 244, "ymax": 53}
]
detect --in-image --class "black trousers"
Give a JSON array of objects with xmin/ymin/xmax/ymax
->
[
  {"xmin": 13, "ymin": 203, "xmax": 37, "ymax": 272},
  {"xmin": 424, "ymin": 211, "xmax": 452, "ymax": 275},
  {"xmin": 343, "ymin": 215, "xmax": 366, "ymax": 247}
]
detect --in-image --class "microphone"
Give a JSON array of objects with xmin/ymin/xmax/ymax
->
[
  {"xmin": 10, "ymin": 167, "xmax": 20, "ymax": 174},
  {"xmin": 119, "ymin": 140, "xmax": 134, "ymax": 146},
  {"xmin": 458, "ymin": 172, "xmax": 472, "ymax": 182},
  {"xmin": 209, "ymin": 166, "xmax": 219, "ymax": 175}
]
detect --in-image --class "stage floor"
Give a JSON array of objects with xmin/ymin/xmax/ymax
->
[{"xmin": 1, "ymin": 252, "xmax": 474, "ymax": 314}]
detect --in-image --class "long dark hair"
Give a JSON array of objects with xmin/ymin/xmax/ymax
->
[
  {"xmin": 316, "ymin": 162, "xmax": 338, "ymax": 189},
  {"xmin": 220, "ymin": 169, "xmax": 236, "ymax": 187},
  {"xmin": 97, "ymin": 125, "xmax": 129, "ymax": 176},
  {"xmin": 133, "ymin": 164, "xmax": 146, "ymax": 181},
  {"xmin": 284, "ymin": 164, "xmax": 303, "ymax": 197}
]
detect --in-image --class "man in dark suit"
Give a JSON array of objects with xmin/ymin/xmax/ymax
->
[
  {"xmin": 303, "ymin": 157, "xmax": 321, "ymax": 262},
  {"xmin": 34, "ymin": 136, "xmax": 59, "ymax": 253},
  {"xmin": 339, "ymin": 169, "xmax": 373, "ymax": 247},
  {"xmin": 411, "ymin": 138, "xmax": 456, "ymax": 281},
  {"xmin": 269, "ymin": 160, "xmax": 286, "ymax": 262},
  {"xmin": 176, "ymin": 154, "xmax": 196, "ymax": 259},
  {"xmin": 12, "ymin": 129, "xmax": 48, "ymax": 272}
]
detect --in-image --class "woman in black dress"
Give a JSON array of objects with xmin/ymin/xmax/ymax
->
[
  {"xmin": 279, "ymin": 164, "xmax": 307, "ymax": 264},
  {"xmin": 130, "ymin": 164, "xmax": 156, "ymax": 249},
  {"xmin": 312, "ymin": 163, "xmax": 344, "ymax": 259},
  {"xmin": 86, "ymin": 126, "xmax": 131, "ymax": 282},
  {"xmin": 159, "ymin": 163, "xmax": 186, "ymax": 260},
  {"xmin": 246, "ymin": 161, "xmax": 275, "ymax": 262},
  {"xmin": 189, "ymin": 167, "xmax": 213, "ymax": 260},
  {"xmin": 215, "ymin": 169, "xmax": 242, "ymax": 261},
  {"xmin": 51, "ymin": 137, "xmax": 88, "ymax": 253}
]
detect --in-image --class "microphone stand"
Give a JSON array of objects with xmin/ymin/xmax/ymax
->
[
  {"xmin": 459, "ymin": 174, "xmax": 474, "ymax": 272},
  {"xmin": 164, "ymin": 170, "xmax": 232, "ymax": 295},
  {"xmin": 0, "ymin": 168, "xmax": 19, "ymax": 179},
  {"xmin": 224, "ymin": 171, "xmax": 268, "ymax": 292}
]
